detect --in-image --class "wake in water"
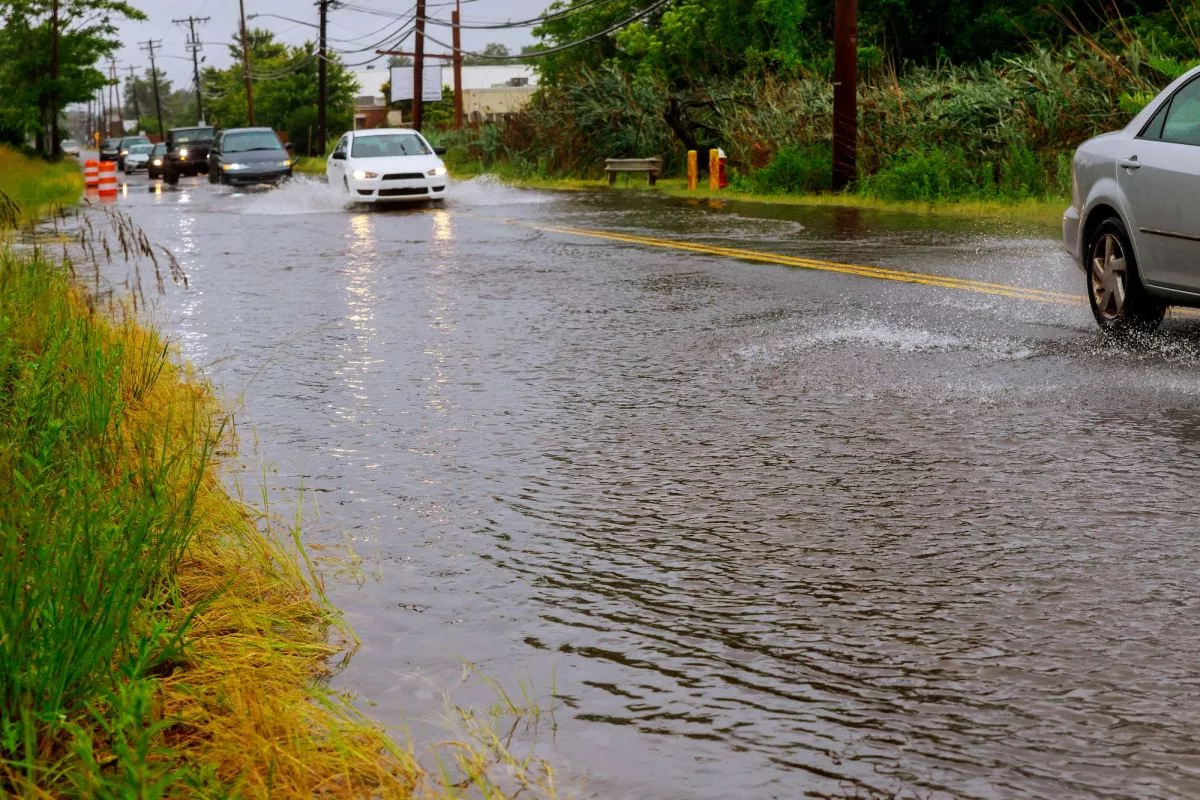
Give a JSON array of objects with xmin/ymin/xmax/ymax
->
[{"xmin": 239, "ymin": 176, "xmax": 352, "ymax": 216}]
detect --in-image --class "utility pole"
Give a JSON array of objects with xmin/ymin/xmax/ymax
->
[
  {"xmin": 452, "ymin": 0, "xmax": 463, "ymax": 128},
  {"xmin": 126, "ymin": 66, "xmax": 141, "ymax": 123},
  {"xmin": 174, "ymin": 16, "xmax": 210, "ymax": 123},
  {"xmin": 413, "ymin": 0, "xmax": 426, "ymax": 130},
  {"xmin": 238, "ymin": 0, "xmax": 255, "ymax": 124},
  {"xmin": 49, "ymin": 0, "xmax": 59, "ymax": 155},
  {"xmin": 832, "ymin": 0, "xmax": 858, "ymax": 191},
  {"xmin": 111, "ymin": 61, "xmax": 123, "ymax": 128},
  {"xmin": 140, "ymin": 40, "xmax": 166, "ymax": 139},
  {"xmin": 317, "ymin": 0, "xmax": 329, "ymax": 154}
]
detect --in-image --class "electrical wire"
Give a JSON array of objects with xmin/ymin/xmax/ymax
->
[
  {"xmin": 416, "ymin": 0, "xmax": 673, "ymax": 59},
  {"xmin": 419, "ymin": 0, "xmax": 623, "ymax": 31}
]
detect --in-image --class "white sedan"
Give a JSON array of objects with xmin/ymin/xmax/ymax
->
[{"xmin": 327, "ymin": 128, "xmax": 448, "ymax": 203}]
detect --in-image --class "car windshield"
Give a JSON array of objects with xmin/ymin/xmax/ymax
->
[
  {"xmin": 128, "ymin": 144, "xmax": 153, "ymax": 155},
  {"xmin": 222, "ymin": 131, "xmax": 283, "ymax": 153},
  {"xmin": 152, "ymin": 144, "xmax": 166, "ymax": 155},
  {"xmin": 351, "ymin": 133, "xmax": 430, "ymax": 158},
  {"xmin": 102, "ymin": 140, "xmax": 118, "ymax": 150},
  {"xmin": 171, "ymin": 128, "xmax": 214, "ymax": 144}
]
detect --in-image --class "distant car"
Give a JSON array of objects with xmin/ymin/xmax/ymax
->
[
  {"xmin": 147, "ymin": 143, "xmax": 167, "ymax": 180},
  {"xmin": 115, "ymin": 136, "xmax": 151, "ymax": 170},
  {"xmin": 60, "ymin": 139, "xmax": 81, "ymax": 157},
  {"xmin": 163, "ymin": 126, "xmax": 215, "ymax": 185},
  {"xmin": 99, "ymin": 137, "xmax": 121, "ymax": 163},
  {"xmin": 122, "ymin": 142, "xmax": 154, "ymax": 173},
  {"xmin": 207, "ymin": 127, "xmax": 293, "ymax": 186},
  {"xmin": 326, "ymin": 128, "xmax": 447, "ymax": 204},
  {"xmin": 1064, "ymin": 63, "xmax": 1200, "ymax": 332}
]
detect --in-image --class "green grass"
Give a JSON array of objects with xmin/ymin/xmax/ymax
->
[
  {"xmin": 292, "ymin": 155, "xmax": 326, "ymax": 176},
  {"xmin": 0, "ymin": 147, "xmax": 82, "ymax": 227},
  {"xmin": 455, "ymin": 168, "xmax": 1068, "ymax": 228}
]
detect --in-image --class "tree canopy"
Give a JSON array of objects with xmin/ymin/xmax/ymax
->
[
  {"xmin": 0, "ymin": 0, "xmax": 145, "ymax": 155},
  {"xmin": 201, "ymin": 28, "xmax": 357, "ymax": 155}
]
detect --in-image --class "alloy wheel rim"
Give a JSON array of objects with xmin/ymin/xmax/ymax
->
[{"xmin": 1090, "ymin": 232, "xmax": 1127, "ymax": 321}]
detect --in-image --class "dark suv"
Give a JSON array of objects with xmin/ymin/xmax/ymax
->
[
  {"xmin": 207, "ymin": 128, "xmax": 293, "ymax": 186},
  {"xmin": 163, "ymin": 126, "xmax": 215, "ymax": 184}
]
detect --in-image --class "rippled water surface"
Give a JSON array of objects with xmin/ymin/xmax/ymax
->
[{"xmin": 102, "ymin": 175, "xmax": 1200, "ymax": 799}]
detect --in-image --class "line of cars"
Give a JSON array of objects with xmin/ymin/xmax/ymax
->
[{"xmin": 91, "ymin": 125, "xmax": 451, "ymax": 204}]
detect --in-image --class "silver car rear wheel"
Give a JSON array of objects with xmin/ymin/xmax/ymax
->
[{"xmin": 1086, "ymin": 217, "xmax": 1165, "ymax": 333}]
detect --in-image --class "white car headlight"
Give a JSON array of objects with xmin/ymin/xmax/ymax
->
[
  {"xmin": 178, "ymin": 148, "xmax": 189, "ymax": 158},
  {"xmin": 276, "ymin": 160, "xmax": 291, "ymax": 168},
  {"xmin": 152, "ymin": 159, "xmax": 162, "ymax": 166},
  {"xmin": 222, "ymin": 163, "xmax": 247, "ymax": 172},
  {"xmin": 428, "ymin": 166, "xmax": 447, "ymax": 177},
  {"xmin": 352, "ymin": 169, "xmax": 378, "ymax": 180}
]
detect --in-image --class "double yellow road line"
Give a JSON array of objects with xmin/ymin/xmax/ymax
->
[{"xmin": 533, "ymin": 223, "xmax": 1082, "ymax": 307}]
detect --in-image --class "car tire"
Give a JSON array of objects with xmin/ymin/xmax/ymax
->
[
  {"xmin": 1086, "ymin": 216, "xmax": 1165, "ymax": 334},
  {"xmin": 164, "ymin": 165, "xmax": 179, "ymax": 186}
]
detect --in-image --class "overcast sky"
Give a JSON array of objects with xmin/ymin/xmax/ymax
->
[{"xmin": 114, "ymin": 0, "xmax": 554, "ymax": 87}]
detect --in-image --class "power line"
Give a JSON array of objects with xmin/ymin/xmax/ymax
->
[
  {"xmin": 418, "ymin": 0, "xmax": 622, "ymax": 31},
  {"xmin": 413, "ymin": 0, "xmax": 675, "ymax": 61}
]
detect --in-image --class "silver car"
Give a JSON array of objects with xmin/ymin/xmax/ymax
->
[{"xmin": 1064, "ymin": 65, "xmax": 1200, "ymax": 332}]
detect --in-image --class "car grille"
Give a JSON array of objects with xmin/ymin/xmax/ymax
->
[
  {"xmin": 381, "ymin": 172, "xmax": 424, "ymax": 181},
  {"xmin": 378, "ymin": 187, "xmax": 428, "ymax": 197}
]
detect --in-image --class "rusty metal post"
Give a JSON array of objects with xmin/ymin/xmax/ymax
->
[
  {"xmin": 688, "ymin": 150, "xmax": 698, "ymax": 190},
  {"xmin": 832, "ymin": 0, "xmax": 858, "ymax": 191},
  {"xmin": 709, "ymin": 149, "xmax": 719, "ymax": 191}
]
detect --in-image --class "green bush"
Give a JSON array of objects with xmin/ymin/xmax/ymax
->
[
  {"xmin": 863, "ymin": 147, "xmax": 987, "ymax": 202},
  {"xmin": 752, "ymin": 144, "xmax": 832, "ymax": 194}
]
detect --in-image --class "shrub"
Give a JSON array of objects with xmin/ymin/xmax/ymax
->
[{"xmin": 752, "ymin": 144, "xmax": 832, "ymax": 194}]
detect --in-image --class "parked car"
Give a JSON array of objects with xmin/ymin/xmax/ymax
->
[
  {"xmin": 326, "ymin": 128, "xmax": 447, "ymax": 204},
  {"xmin": 122, "ymin": 142, "xmax": 154, "ymax": 173},
  {"xmin": 1065, "ymin": 63, "xmax": 1200, "ymax": 333},
  {"xmin": 207, "ymin": 127, "xmax": 293, "ymax": 186},
  {"xmin": 147, "ymin": 143, "xmax": 167, "ymax": 180},
  {"xmin": 60, "ymin": 139, "xmax": 81, "ymax": 157},
  {"xmin": 162, "ymin": 126, "xmax": 215, "ymax": 184},
  {"xmin": 116, "ymin": 136, "xmax": 151, "ymax": 170}
]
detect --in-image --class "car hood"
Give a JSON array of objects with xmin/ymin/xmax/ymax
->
[
  {"xmin": 351, "ymin": 154, "xmax": 443, "ymax": 174},
  {"xmin": 222, "ymin": 149, "xmax": 289, "ymax": 164}
]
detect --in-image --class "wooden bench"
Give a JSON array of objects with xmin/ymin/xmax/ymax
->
[{"xmin": 605, "ymin": 157, "xmax": 663, "ymax": 186}]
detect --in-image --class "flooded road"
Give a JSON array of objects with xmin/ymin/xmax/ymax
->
[{"xmin": 105, "ymin": 173, "xmax": 1200, "ymax": 798}]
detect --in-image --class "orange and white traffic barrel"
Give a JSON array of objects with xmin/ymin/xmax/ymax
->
[
  {"xmin": 97, "ymin": 161, "xmax": 118, "ymax": 200},
  {"xmin": 84, "ymin": 159, "xmax": 99, "ymax": 189}
]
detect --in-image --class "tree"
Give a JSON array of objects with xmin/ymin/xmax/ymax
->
[
  {"xmin": 202, "ymin": 29, "xmax": 356, "ymax": 155},
  {"xmin": 464, "ymin": 41, "xmax": 514, "ymax": 65},
  {"xmin": 0, "ymin": 0, "xmax": 145, "ymax": 156}
]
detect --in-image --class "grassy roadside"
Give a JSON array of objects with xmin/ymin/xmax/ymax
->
[
  {"xmin": 292, "ymin": 155, "xmax": 325, "ymax": 176},
  {"xmin": 449, "ymin": 165, "xmax": 1067, "ymax": 228},
  {"xmin": 0, "ymin": 146, "xmax": 424, "ymax": 797}
]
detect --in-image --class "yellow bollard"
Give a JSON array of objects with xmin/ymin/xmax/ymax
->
[
  {"xmin": 709, "ymin": 149, "xmax": 720, "ymax": 191},
  {"xmin": 687, "ymin": 150, "xmax": 698, "ymax": 191}
]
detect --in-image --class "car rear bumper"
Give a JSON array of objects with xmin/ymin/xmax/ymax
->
[
  {"xmin": 349, "ymin": 179, "xmax": 448, "ymax": 203},
  {"xmin": 1062, "ymin": 205, "xmax": 1082, "ymax": 269}
]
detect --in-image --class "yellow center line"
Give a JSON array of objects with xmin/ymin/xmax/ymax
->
[{"xmin": 531, "ymin": 223, "xmax": 1083, "ymax": 307}]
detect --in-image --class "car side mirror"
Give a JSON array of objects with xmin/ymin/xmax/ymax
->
[
  {"xmin": 331, "ymin": 151, "xmax": 347, "ymax": 160},
  {"xmin": 433, "ymin": 146, "xmax": 447, "ymax": 156},
  {"xmin": 285, "ymin": 142, "xmax": 295, "ymax": 153}
]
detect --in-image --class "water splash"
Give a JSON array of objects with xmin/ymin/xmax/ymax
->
[
  {"xmin": 240, "ymin": 176, "xmax": 352, "ymax": 216},
  {"xmin": 447, "ymin": 175, "xmax": 554, "ymax": 207}
]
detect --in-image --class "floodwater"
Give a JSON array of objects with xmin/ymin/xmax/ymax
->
[{"xmin": 96, "ymin": 172, "xmax": 1200, "ymax": 799}]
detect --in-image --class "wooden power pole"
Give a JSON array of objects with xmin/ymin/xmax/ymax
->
[
  {"xmin": 832, "ymin": 0, "xmax": 858, "ymax": 191},
  {"xmin": 239, "ymin": 0, "xmax": 256, "ymax": 125},
  {"xmin": 140, "ymin": 40, "xmax": 165, "ymax": 138},
  {"xmin": 174, "ymin": 16, "xmax": 210, "ymax": 123},
  {"xmin": 413, "ymin": 0, "xmax": 426, "ymax": 130},
  {"xmin": 318, "ymin": 0, "xmax": 329, "ymax": 154},
  {"xmin": 452, "ymin": 0, "xmax": 463, "ymax": 128}
]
